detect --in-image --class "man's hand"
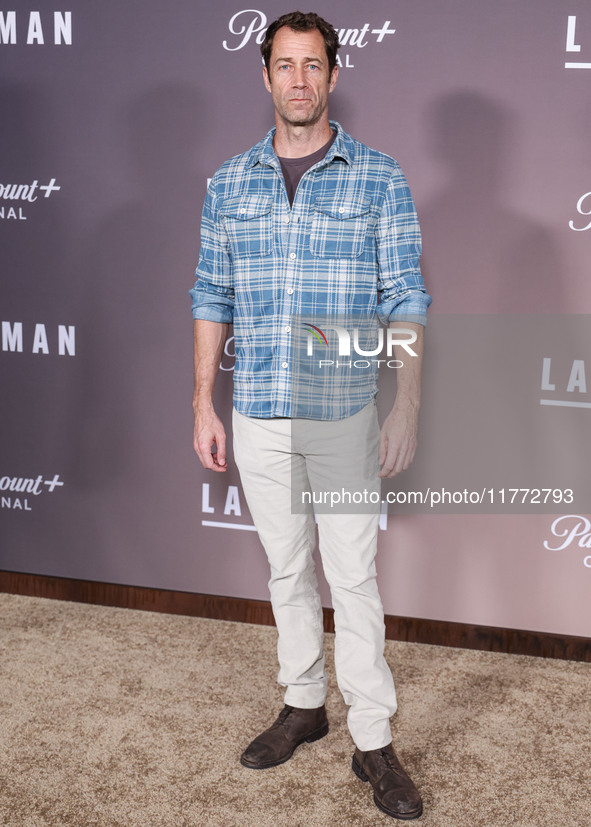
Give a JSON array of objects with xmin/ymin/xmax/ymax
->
[
  {"xmin": 379, "ymin": 321, "xmax": 424, "ymax": 478},
  {"xmin": 193, "ymin": 405, "xmax": 227, "ymax": 472},
  {"xmin": 378, "ymin": 404, "xmax": 418, "ymax": 478},
  {"xmin": 192, "ymin": 319, "xmax": 229, "ymax": 471}
]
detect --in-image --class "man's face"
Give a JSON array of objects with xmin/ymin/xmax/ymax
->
[{"xmin": 263, "ymin": 27, "xmax": 338, "ymax": 128}]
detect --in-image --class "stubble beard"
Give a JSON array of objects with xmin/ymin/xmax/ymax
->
[{"xmin": 277, "ymin": 98, "xmax": 325, "ymax": 129}]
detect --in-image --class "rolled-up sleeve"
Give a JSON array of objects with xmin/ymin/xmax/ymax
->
[
  {"xmin": 375, "ymin": 165, "xmax": 432, "ymax": 326},
  {"xmin": 189, "ymin": 179, "xmax": 235, "ymax": 323}
]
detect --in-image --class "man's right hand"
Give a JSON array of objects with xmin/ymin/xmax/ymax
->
[{"xmin": 193, "ymin": 406, "xmax": 227, "ymax": 472}]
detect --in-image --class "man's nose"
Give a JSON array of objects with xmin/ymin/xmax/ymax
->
[{"xmin": 292, "ymin": 66, "xmax": 307, "ymax": 87}]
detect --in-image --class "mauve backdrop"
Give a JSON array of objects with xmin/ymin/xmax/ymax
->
[{"xmin": 1, "ymin": 1, "xmax": 590, "ymax": 638}]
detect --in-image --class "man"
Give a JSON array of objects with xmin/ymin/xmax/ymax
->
[{"xmin": 190, "ymin": 11, "xmax": 430, "ymax": 821}]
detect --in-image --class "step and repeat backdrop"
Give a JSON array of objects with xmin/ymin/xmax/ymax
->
[{"xmin": 2, "ymin": 1, "xmax": 590, "ymax": 638}]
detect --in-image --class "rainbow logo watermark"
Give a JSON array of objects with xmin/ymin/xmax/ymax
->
[{"xmin": 301, "ymin": 323, "xmax": 417, "ymax": 368}]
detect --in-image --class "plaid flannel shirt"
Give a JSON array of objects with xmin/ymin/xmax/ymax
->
[{"xmin": 190, "ymin": 121, "xmax": 431, "ymax": 419}]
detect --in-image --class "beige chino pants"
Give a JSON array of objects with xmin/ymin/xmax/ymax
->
[{"xmin": 232, "ymin": 401, "xmax": 397, "ymax": 751}]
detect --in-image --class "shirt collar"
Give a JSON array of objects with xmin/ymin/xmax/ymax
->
[{"xmin": 246, "ymin": 120, "xmax": 354, "ymax": 169}]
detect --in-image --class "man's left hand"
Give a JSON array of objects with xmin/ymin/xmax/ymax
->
[{"xmin": 378, "ymin": 405, "xmax": 418, "ymax": 478}]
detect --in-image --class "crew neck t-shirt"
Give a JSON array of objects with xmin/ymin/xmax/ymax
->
[{"xmin": 277, "ymin": 130, "xmax": 337, "ymax": 206}]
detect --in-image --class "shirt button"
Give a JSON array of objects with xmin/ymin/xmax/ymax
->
[
  {"xmin": 240, "ymin": 208, "xmax": 246, "ymax": 214},
  {"xmin": 338, "ymin": 206, "xmax": 344, "ymax": 214},
  {"xmin": 285, "ymin": 325, "xmax": 291, "ymax": 332},
  {"xmin": 287, "ymin": 287, "xmax": 294, "ymax": 295},
  {"xmin": 284, "ymin": 217, "xmax": 290, "ymax": 224},
  {"xmin": 289, "ymin": 252, "xmax": 296, "ymax": 259},
  {"xmin": 282, "ymin": 362, "xmax": 288, "ymax": 369}
]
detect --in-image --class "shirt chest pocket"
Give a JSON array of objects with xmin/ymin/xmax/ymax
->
[
  {"xmin": 310, "ymin": 196, "xmax": 371, "ymax": 259},
  {"xmin": 220, "ymin": 195, "xmax": 273, "ymax": 258}
]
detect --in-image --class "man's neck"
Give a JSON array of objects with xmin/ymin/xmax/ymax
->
[{"xmin": 273, "ymin": 117, "xmax": 333, "ymax": 159}]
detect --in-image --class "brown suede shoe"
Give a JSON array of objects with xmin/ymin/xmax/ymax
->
[
  {"xmin": 240, "ymin": 704, "xmax": 329, "ymax": 769},
  {"xmin": 352, "ymin": 743, "xmax": 423, "ymax": 820}
]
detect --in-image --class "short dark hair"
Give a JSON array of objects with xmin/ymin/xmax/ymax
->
[{"xmin": 260, "ymin": 11, "xmax": 340, "ymax": 76}]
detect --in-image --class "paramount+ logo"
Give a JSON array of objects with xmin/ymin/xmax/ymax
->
[
  {"xmin": 1, "ymin": 473, "xmax": 64, "ymax": 511},
  {"xmin": 569, "ymin": 191, "xmax": 591, "ymax": 232},
  {"xmin": 0, "ymin": 178, "xmax": 60, "ymax": 221},
  {"xmin": 223, "ymin": 9, "xmax": 396, "ymax": 69},
  {"xmin": 544, "ymin": 515, "xmax": 591, "ymax": 568}
]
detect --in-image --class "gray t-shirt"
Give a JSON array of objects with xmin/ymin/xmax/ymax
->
[{"xmin": 278, "ymin": 130, "xmax": 337, "ymax": 206}]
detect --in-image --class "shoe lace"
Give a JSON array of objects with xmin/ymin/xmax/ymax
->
[
  {"xmin": 380, "ymin": 748, "xmax": 406, "ymax": 779},
  {"xmin": 275, "ymin": 705, "xmax": 295, "ymax": 726}
]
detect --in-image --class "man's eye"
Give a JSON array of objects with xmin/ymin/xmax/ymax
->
[{"xmin": 308, "ymin": 64, "xmax": 319, "ymax": 71}]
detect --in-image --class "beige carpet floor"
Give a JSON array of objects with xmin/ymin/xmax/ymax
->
[{"xmin": 0, "ymin": 593, "xmax": 589, "ymax": 827}]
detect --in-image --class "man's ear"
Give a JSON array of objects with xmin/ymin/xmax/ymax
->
[
  {"xmin": 263, "ymin": 65, "xmax": 272, "ymax": 93},
  {"xmin": 328, "ymin": 65, "xmax": 339, "ymax": 93}
]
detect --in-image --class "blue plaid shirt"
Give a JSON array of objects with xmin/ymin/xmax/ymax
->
[{"xmin": 190, "ymin": 121, "xmax": 431, "ymax": 419}]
